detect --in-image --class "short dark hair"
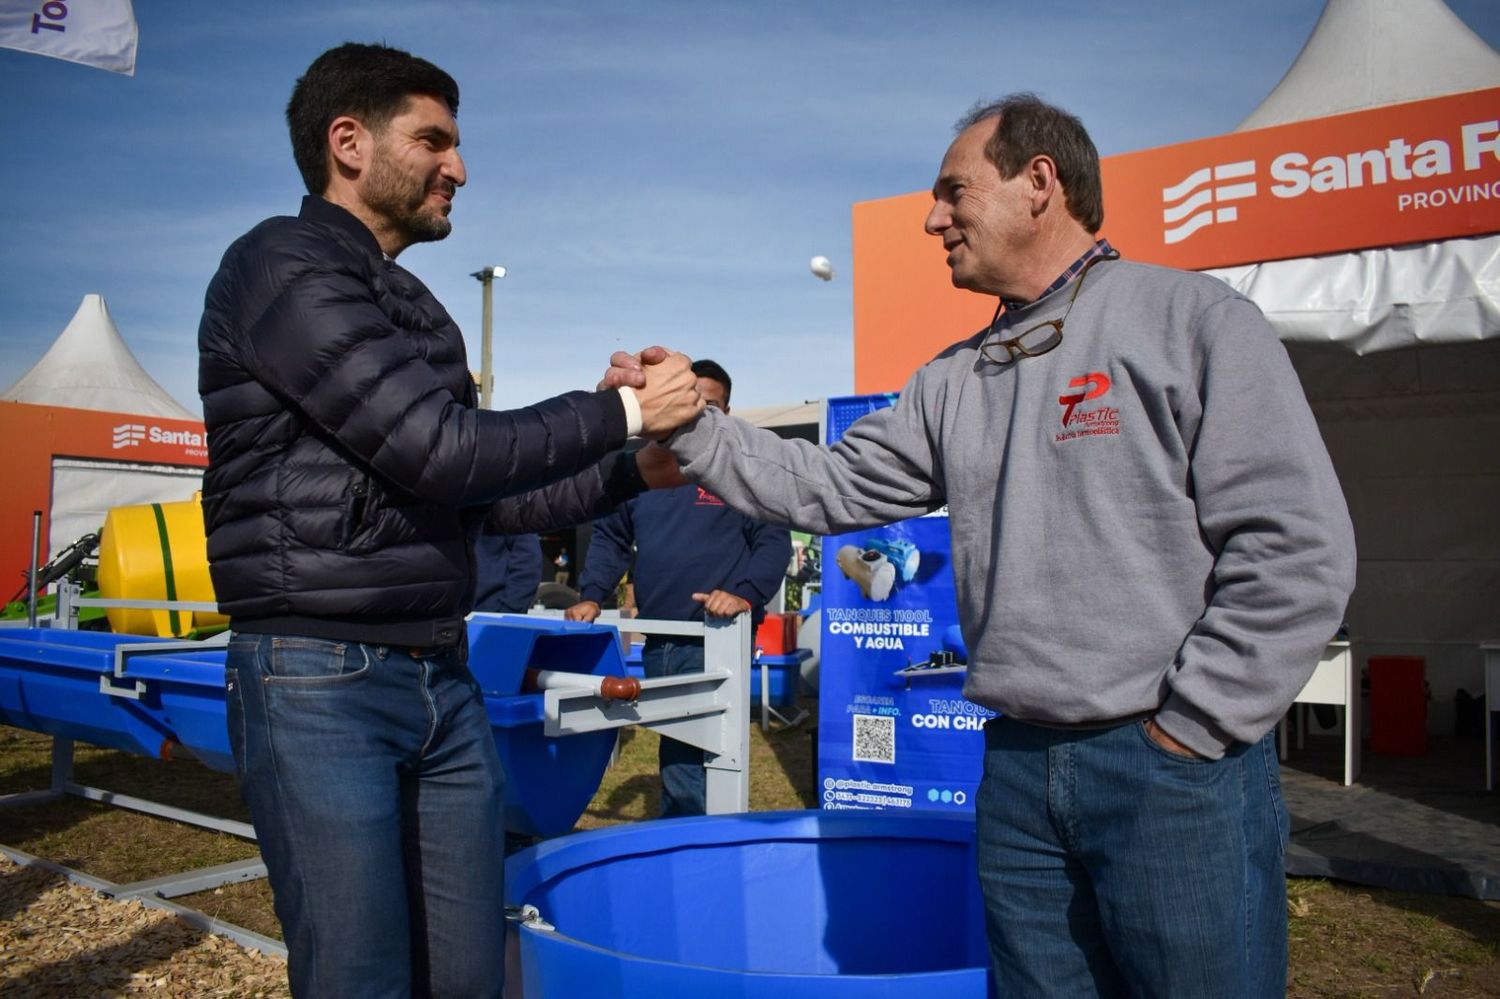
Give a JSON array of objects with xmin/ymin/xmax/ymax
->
[
  {"xmin": 691, "ymin": 359, "xmax": 732, "ymax": 405},
  {"xmin": 956, "ymin": 94, "xmax": 1103, "ymax": 233},
  {"xmin": 286, "ymin": 42, "xmax": 460, "ymax": 195}
]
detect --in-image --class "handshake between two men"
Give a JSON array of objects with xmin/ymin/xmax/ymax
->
[{"xmin": 598, "ymin": 345, "xmax": 707, "ymax": 447}]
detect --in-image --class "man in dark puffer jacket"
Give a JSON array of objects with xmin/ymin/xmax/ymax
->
[{"xmin": 197, "ymin": 43, "xmax": 702, "ymax": 998}]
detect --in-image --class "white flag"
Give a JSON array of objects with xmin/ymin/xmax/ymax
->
[{"xmin": 0, "ymin": 0, "xmax": 138, "ymax": 76}]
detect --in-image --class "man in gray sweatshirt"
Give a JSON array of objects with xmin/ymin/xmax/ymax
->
[{"xmin": 665, "ymin": 94, "xmax": 1355, "ymax": 995}]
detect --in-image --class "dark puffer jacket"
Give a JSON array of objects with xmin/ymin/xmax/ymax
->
[{"xmin": 198, "ymin": 196, "xmax": 634, "ymax": 647}]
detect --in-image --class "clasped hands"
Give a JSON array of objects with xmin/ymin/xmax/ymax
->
[
  {"xmin": 597, "ymin": 346, "xmax": 705, "ymax": 440},
  {"xmin": 597, "ymin": 346, "xmax": 702, "ymax": 489}
]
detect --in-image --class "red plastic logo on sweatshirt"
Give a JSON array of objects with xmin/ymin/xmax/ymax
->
[{"xmin": 1056, "ymin": 372, "xmax": 1120, "ymax": 443}]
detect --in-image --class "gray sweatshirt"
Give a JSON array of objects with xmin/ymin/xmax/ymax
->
[{"xmin": 668, "ymin": 257, "xmax": 1356, "ymax": 759}]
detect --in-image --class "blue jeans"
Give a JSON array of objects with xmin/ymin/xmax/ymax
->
[
  {"xmin": 225, "ymin": 634, "xmax": 506, "ymax": 998},
  {"xmin": 641, "ymin": 638, "xmax": 706, "ymax": 817},
  {"xmin": 977, "ymin": 717, "xmax": 1288, "ymax": 998}
]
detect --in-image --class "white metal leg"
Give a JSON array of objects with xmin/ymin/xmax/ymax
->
[{"xmin": 1279, "ymin": 642, "xmax": 1358, "ymax": 786}]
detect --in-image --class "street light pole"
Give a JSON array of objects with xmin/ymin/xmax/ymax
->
[{"xmin": 469, "ymin": 265, "xmax": 506, "ymax": 408}]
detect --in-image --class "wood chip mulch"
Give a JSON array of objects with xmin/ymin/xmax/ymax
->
[{"xmin": 0, "ymin": 858, "xmax": 289, "ymax": 998}]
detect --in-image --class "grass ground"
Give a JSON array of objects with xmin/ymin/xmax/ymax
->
[{"xmin": 2, "ymin": 714, "xmax": 1497, "ymax": 996}]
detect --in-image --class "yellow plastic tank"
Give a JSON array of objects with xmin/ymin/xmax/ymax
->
[{"xmin": 96, "ymin": 492, "xmax": 228, "ymax": 637}]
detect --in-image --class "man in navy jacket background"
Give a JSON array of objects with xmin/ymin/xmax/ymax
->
[{"xmin": 567, "ymin": 360, "xmax": 791, "ymax": 816}]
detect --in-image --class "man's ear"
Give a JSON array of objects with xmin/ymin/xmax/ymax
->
[
  {"xmin": 1026, "ymin": 154, "xmax": 1059, "ymax": 216},
  {"xmin": 328, "ymin": 114, "xmax": 367, "ymax": 176}
]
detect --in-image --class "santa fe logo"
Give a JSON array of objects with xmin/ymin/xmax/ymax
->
[
  {"xmin": 111, "ymin": 423, "xmax": 146, "ymax": 449},
  {"xmin": 1159, "ymin": 119, "xmax": 1500, "ymax": 245},
  {"xmin": 1161, "ymin": 161, "xmax": 1256, "ymax": 245}
]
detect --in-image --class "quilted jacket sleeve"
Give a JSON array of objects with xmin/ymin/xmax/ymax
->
[
  {"xmin": 482, "ymin": 450, "xmax": 649, "ymax": 535},
  {"xmin": 232, "ymin": 226, "xmax": 628, "ymax": 506}
]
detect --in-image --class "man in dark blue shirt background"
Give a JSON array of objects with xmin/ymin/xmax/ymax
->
[
  {"xmin": 567, "ymin": 360, "xmax": 792, "ymax": 815},
  {"xmin": 472, "ymin": 532, "xmax": 544, "ymax": 613}
]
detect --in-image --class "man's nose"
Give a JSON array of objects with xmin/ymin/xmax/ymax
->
[
  {"xmin": 923, "ymin": 201, "xmax": 949, "ymax": 236},
  {"xmin": 445, "ymin": 149, "xmax": 467, "ymax": 187}
]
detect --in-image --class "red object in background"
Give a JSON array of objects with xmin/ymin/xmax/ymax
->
[
  {"xmin": 755, "ymin": 612, "xmax": 798, "ymax": 656},
  {"xmin": 1368, "ymin": 655, "xmax": 1428, "ymax": 757}
]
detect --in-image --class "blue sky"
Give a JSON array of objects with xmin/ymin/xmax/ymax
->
[{"xmin": 3, "ymin": 0, "xmax": 1499, "ymax": 417}]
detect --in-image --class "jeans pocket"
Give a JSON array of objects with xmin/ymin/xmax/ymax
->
[
  {"xmin": 1134, "ymin": 719, "xmax": 1213, "ymax": 767},
  {"xmin": 263, "ymin": 637, "xmax": 372, "ymax": 686}
]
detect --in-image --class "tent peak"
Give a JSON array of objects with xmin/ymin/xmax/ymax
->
[
  {"xmin": 1237, "ymin": 0, "xmax": 1500, "ymax": 131},
  {"xmin": 0, "ymin": 294, "xmax": 196, "ymax": 420}
]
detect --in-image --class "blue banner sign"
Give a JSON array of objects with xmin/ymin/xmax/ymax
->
[{"xmin": 818, "ymin": 395, "xmax": 993, "ymax": 814}]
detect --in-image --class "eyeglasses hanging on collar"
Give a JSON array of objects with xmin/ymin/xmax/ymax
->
[{"xmin": 979, "ymin": 252, "xmax": 1117, "ymax": 365}]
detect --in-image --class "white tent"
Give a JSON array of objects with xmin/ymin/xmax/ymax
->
[
  {"xmin": 1205, "ymin": 0, "xmax": 1500, "ymax": 353},
  {"xmin": 1237, "ymin": 0, "xmax": 1499, "ymax": 132},
  {"xmin": 1, "ymin": 293, "xmax": 194, "ymax": 418},
  {"xmin": 1205, "ymin": 0, "xmax": 1500, "ymax": 733},
  {"xmin": 1, "ymin": 294, "xmax": 202, "ymax": 566}
]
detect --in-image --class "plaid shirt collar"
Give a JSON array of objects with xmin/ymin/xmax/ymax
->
[{"xmin": 999, "ymin": 238, "xmax": 1117, "ymax": 314}]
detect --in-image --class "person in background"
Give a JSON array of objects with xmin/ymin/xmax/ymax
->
[
  {"xmin": 472, "ymin": 532, "xmax": 543, "ymax": 613},
  {"xmin": 197, "ymin": 42, "xmax": 702, "ymax": 997},
  {"xmin": 656, "ymin": 95, "xmax": 1355, "ymax": 994},
  {"xmin": 567, "ymin": 360, "xmax": 792, "ymax": 816}
]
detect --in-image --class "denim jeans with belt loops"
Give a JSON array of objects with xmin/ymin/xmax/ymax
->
[
  {"xmin": 225, "ymin": 633, "xmax": 506, "ymax": 998},
  {"xmin": 977, "ymin": 716, "xmax": 1289, "ymax": 998}
]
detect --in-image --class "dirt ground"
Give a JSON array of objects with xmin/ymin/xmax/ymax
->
[
  {"xmin": 0, "ymin": 857, "xmax": 288, "ymax": 998},
  {"xmin": 2, "ymin": 721, "xmax": 1497, "ymax": 996}
]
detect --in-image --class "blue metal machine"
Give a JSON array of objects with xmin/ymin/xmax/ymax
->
[
  {"xmin": 0, "ymin": 615, "xmax": 701, "ymax": 838},
  {"xmin": 1, "ymin": 607, "xmax": 990, "ymax": 995}
]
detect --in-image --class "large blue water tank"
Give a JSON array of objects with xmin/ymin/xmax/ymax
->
[{"xmin": 506, "ymin": 810, "xmax": 993, "ymax": 997}]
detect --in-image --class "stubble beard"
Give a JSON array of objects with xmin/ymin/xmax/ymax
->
[{"xmin": 364, "ymin": 151, "xmax": 453, "ymax": 246}]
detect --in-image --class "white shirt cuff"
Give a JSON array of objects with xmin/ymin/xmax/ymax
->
[{"xmin": 617, "ymin": 386, "xmax": 643, "ymax": 436}]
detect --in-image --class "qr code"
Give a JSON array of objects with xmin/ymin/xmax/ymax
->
[{"xmin": 852, "ymin": 714, "xmax": 896, "ymax": 764}]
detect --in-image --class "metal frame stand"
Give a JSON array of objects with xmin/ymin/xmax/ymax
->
[
  {"xmin": 0, "ymin": 842, "xmax": 283, "ymax": 956},
  {"xmin": 585, "ymin": 607, "xmax": 806, "ymax": 737},
  {"xmin": 1, "ymin": 583, "xmax": 283, "ymax": 956},
  {"xmin": 539, "ymin": 611, "xmax": 753, "ymax": 814},
  {"xmin": 2, "ymin": 590, "xmax": 765, "ymax": 959},
  {"xmin": 1277, "ymin": 641, "xmax": 1359, "ymax": 786},
  {"xmin": 757, "ymin": 649, "xmax": 810, "ymax": 733},
  {"xmin": 0, "ymin": 734, "xmax": 280, "ymax": 956}
]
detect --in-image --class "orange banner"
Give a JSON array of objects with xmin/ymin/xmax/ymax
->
[
  {"xmin": 0, "ymin": 401, "xmax": 207, "ymax": 592},
  {"xmin": 853, "ymin": 87, "xmax": 1500, "ymax": 394},
  {"xmin": 1107, "ymin": 87, "xmax": 1500, "ymax": 270}
]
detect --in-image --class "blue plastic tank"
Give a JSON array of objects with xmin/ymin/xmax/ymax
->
[
  {"xmin": 467, "ymin": 615, "xmax": 626, "ymax": 837},
  {"xmin": 115, "ymin": 643, "xmax": 236, "ymax": 771},
  {"xmin": 506, "ymin": 810, "xmax": 993, "ymax": 997},
  {"xmin": 0, "ymin": 629, "xmax": 182, "ymax": 759},
  {"xmin": 0, "ymin": 619, "xmax": 628, "ymax": 839}
]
